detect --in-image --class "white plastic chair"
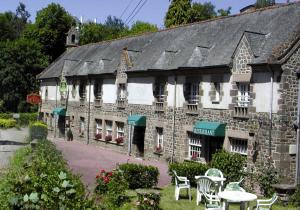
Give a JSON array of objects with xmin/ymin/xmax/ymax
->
[
  {"xmin": 195, "ymin": 176, "xmax": 222, "ymax": 210},
  {"xmin": 205, "ymin": 168, "xmax": 224, "ymax": 192},
  {"xmin": 254, "ymin": 193, "xmax": 278, "ymax": 210},
  {"xmin": 172, "ymin": 170, "xmax": 191, "ymax": 201}
]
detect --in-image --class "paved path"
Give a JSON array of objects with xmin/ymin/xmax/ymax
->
[
  {"xmin": 0, "ymin": 127, "xmax": 28, "ymax": 168},
  {"xmin": 51, "ymin": 138, "xmax": 171, "ymax": 190}
]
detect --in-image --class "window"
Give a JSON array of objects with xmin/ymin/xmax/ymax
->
[
  {"xmin": 184, "ymin": 83, "xmax": 199, "ymax": 104},
  {"xmin": 45, "ymin": 86, "xmax": 48, "ymax": 100},
  {"xmin": 156, "ymin": 127, "xmax": 163, "ymax": 148},
  {"xmin": 71, "ymin": 84, "xmax": 76, "ymax": 98},
  {"xmin": 214, "ymin": 82, "xmax": 220, "ymax": 102},
  {"xmin": 79, "ymin": 117, "xmax": 85, "ymax": 136},
  {"xmin": 116, "ymin": 122, "xmax": 124, "ymax": 138},
  {"xmin": 237, "ymin": 83, "xmax": 250, "ymax": 107},
  {"xmin": 79, "ymin": 82, "xmax": 86, "ymax": 99},
  {"xmin": 71, "ymin": 34, "xmax": 76, "ymax": 43},
  {"xmin": 153, "ymin": 83, "xmax": 165, "ymax": 102},
  {"xmin": 105, "ymin": 120, "xmax": 113, "ymax": 136},
  {"xmin": 94, "ymin": 81, "xmax": 102, "ymax": 99},
  {"xmin": 118, "ymin": 84, "xmax": 126, "ymax": 100},
  {"xmin": 230, "ymin": 138, "xmax": 248, "ymax": 155},
  {"xmin": 188, "ymin": 132, "xmax": 203, "ymax": 160},
  {"xmin": 95, "ymin": 119, "xmax": 102, "ymax": 134}
]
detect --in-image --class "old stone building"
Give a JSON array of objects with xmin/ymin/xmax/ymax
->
[{"xmin": 38, "ymin": 3, "xmax": 300, "ymax": 185}]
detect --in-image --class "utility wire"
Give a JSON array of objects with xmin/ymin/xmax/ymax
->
[
  {"xmin": 124, "ymin": 0, "xmax": 144, "ymax": 24},
  {"xmin": 120, "ymin": 0, "xmax": 135, "ymax": 19},
  {"xmin": 126, "ymin": 0, "xmax": 148, "ymax": 25}
]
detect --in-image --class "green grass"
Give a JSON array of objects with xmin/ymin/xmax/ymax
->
[{"xmin": 118, "ymin": 185, "xmax": 298, "ymax": 210}]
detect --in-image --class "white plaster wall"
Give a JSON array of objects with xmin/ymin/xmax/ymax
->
[
  {"xmin": 68, "ymin": 84, "xmax": 80, "ymax": 102},
  {"xmin": 40, "ymin": 81, "xmax": 57, "ymax": 100},
  {"xmin": 102, "ymin": 79, "xmax": 117, "ymax": 103},
  {"xmin": 253, "ymin": 72, "xmax": 280, "ymax": 113},
  {"xmin": 202, "ymin": 74, "xmax": 231, "ymax": 109},
  {"xmin": 167, "ymin": 76, "xmax": 185, "ymax": 107},
  {"xmin": 127, "ymin": 77, "xmax": 155, "ymax": 105}
]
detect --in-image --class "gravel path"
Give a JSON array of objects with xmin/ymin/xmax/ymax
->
[{"xmin": 51, "ymin": 138, "xmax": 171, "ymax": 190}]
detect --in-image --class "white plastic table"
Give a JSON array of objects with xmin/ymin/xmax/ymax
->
[{"xmin": 218, "ymin": 191, "xmax": 257, "ymax": 210}]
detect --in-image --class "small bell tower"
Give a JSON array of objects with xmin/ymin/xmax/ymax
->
[{"xmin": 66, "ymin": 26, "xmax": 80, "ymax": 49}]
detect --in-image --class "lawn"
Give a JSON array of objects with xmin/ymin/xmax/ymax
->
[{"xmin": 119, "ymin": 185, "xmax": 298, "ymax": 210}]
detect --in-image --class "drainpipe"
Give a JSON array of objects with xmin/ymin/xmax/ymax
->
[
  {"xmin": 268, "ymin": 65, "xmax": 274, "ymax": 161},
  {"xmin": 87, "ymin": 77, "xmax": 91, "ymax": 145},
  {"xmin": 296, "ymin": 72, "xmax": 300, "ymax": 185},
  {"xmin": 171, "ymin": 76, "xmax": 177, "ymax": 163},
  {"xmin": 54, "ymin": 78, "xmax": 58, "ymax": 138},
  {"xmin": 128, "ymin": 111, "xmax": 132, "ymax": 156}
]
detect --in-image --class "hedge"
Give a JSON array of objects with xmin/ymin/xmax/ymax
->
[
  {"xmin": 169, "ymin": 161, "xmax": 208, "ymax": 186},
  {"xmin": 0, "ymin": 140, "xmax": 95, "ymax": 209},
  {"xmin": 19, "ymin": 113, "xmax": 38, "ymax": 126},
  {"xmin": 0, "ymin": 119, "xmax": 16, "ymax": 128},
  {"xmin": 0, "ymin": 113, "xmax": 12, "ymax": 119},
  {"xmin": 29, "ymin": 121, "xmax": 48, "ymax": 141},
  {"xmin": 118, "ymin": 163, "xmax": 159, "ymax": 189}
]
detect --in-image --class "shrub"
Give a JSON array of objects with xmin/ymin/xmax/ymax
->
[
  {"xmin": 0, "ymin": 140, "xmax": 95, "ymax": 209},
  {"xmin": 18, "ymin": 113, "xmax": 38, "ymax": 126},
  {"xmin": 29, "ymin": 121, "xmax": 48, "ymax": 140},
  {"xmin": 0, "ymin": 118, "xmax": 16, "ymax": 128},
  {"xmin": 118, "ymin": 163, "xmax": 159, "ymax": 189},
  {"xmin": 95, "ymin": 169, "xmax": 113, "ymax": 194},
  {"xmin": 0, "ymin": 113, "xmax": 12, "ymax": 119},
  {"xmin": 290, "ymin": 184, "xmax": 300, "ymax": 207},
  {"xmin": 210, "ymin": 150, "xmax": 246, "ymax": 185},
  {"xmin": 136, "ymin": 189, "xmax": 161, "ymax": 210},
  {"xmin": 256, "ymin": 162, "xmax": 279, "ymax": 197},
  {"xmin": 169, "ymin": 161, "xmax": 208, "ymax": 186}
]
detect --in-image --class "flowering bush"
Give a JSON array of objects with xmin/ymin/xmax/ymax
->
[
  {"xmin": 105, "ymin": 135, "xmax": 112, "ymax": 142},
  {"xmin": 115, "ymin": 137, "xmax": 124, "ymax": 145},
  {"xmin": 155, "ymin": 145, "xmax": 163, "ymax": 153},
  {"xmin": 136, "ymin": 189, "xmax": 161, "ymax": 210},
  {"xmin": 95, "ymin": 169, "xmax": 113, "ymax": 194},
  {"xmin": 95, "ymin": 133, "xmax": 102, "ymax": 140}
]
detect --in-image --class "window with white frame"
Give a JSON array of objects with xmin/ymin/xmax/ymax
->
[
  {"xmin": 184, "ymin": 83, "xmax": 199, "ymax": 104},
  {"xmin": 95, "ymin": 119, "xmax": 102, "ymax": 134},
  {"xmin": 156, "ymin": 127, "xmax": 163, "ymax": 148},
  {"xmin": 230, "ymin": 138, "xmax": 248, "ymax": 155},
  {"xmin": 79, "ymin": 82, "xmax": 86, "ymax": 99},
  {"xmin": 80, "ymin": 117, "xmax": 85, "ymax": 135},
  {"xmin": 116, "ymin": 122, "xmax": 124, "ymax": 138},
  {"xmin": 237, "ymin": 83, "xmax": 250, "ymax": 107},
  {"xmin": 188, "ymin": 132, "xmax": 203, "ymax": 160},
  {"xmin": 118, "ymin": 84, "xmax": 126, "ymax": 100},
  {"xmin": 154, "ymin": 83, "xmax": 165, "ymax": 102},
  {"xmin": 214, "ymin": 82, "xmax": 220, "ymax": 102},
  {"xmin": 105, "ymin": 120, "xmax": 113, "ymax": 136}
]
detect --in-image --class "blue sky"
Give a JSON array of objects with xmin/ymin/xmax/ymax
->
[{"xmin": 0, "ymin": 0, "xmax": 292, "ymax": 28}]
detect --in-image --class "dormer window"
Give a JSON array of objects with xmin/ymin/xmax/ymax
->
[
  {"xmin": 184, "ymin": 83, "xmax": 199, "ymax": 105},
  {"xmin": 94, "ymin": 80, "xmax": 102, "ymax": 99},
  {"xmin": 153, "ymin": 83, "xmax": 166, "ymax": 102},
  {"xmin": 118, "ymin": 84, "xmax": 126, "ymax": 101},
  {"xmin": 237, "ymin": 83, "xmax": 250, "ymax": 107},
  {"xmin": 79, "ymin": 82, "xmax": 86, "ymax": 99},
  {"xmin": 45, "ymin": 86, "xmax": 48, "ymax": 100}
]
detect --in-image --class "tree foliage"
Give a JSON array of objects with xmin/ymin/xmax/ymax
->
[
  {"xmin": 0, "ymin": 38, "xmax": 49, "ymax": 112},
  {"xmin": 256, "ymin": 0, "xmax": 276, "ymax": 8},
  {"xmin": 164, "ymin": 0, "xmax": 231, "ymax": 28},
  {"xmin": 129, "ymin": 21, "xmax": 158, "ymax": 35},
  {"xmin": 23, "ymin": 3, "xmax": 75, "ymax": 61}
]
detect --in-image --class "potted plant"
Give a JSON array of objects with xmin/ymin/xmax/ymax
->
[
  {"xmin": 155, "ymin": 145, "xmax": 163, "ymax": 153},
  {"xmin": 105, "ymin": 135, "xmax": 112, "ymax": 142},
  {"xmin": 115, "ymin": 136, "xmax": 124, "ymax": 145},
  {"xmin": 95, "ymin": 133, "xmax": 102, "ymax": 140},
  {"xmin": 191, "ymin": 153, "xmax": 198, "ymax": 161}
]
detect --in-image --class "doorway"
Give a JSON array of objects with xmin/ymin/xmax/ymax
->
[
  {"xmin": 58, "ymin": 116, "xmax": 66, "ymax": 138},
  {"xmin": 132, "ymin": 126, "xmax": 146, "ymax": 157}
]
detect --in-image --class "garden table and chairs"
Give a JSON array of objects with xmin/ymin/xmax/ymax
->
[
  {"xmin": 172, "ymin": 170, "xmax": 191, "ymax": 201},
  {"xmin": 218, "ymin": 190, "xmax": 257, "ymax": 210}
]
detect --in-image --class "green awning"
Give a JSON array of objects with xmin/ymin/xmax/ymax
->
[
  {"xmin": 193, "ymin": 121, "xmax": 226, "ymax": 137},
  {"xmin": 127, "ymin": 115, "xmax": 146, "ymax": 127},
  {"xmin": 52, "ymin": 107, "xmax": 66, "ymax": 116}
]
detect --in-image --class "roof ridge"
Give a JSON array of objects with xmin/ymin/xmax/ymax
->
[{"xmin": 79, "ymin": 2, "xmax": 300, "ymax": 48}]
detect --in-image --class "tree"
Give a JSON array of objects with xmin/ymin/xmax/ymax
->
[
  {"xmin": 104, "ymin": 15, "xmax": 128, "ymax": 40},
  {"xmin": 16, "ymin": 2, "xmax": 30, "ymax": 23},
  {"xmin": 0, "ymin": 38, "xmax": 49, "ymax": 112},
  {"xmin": 23, "ymin": 3, "xmax": 75, "ymax": 61},
  {"xmin": 217, "ymin": 7, "xmax": 232, "ymax": 17},
  {"xmin": 189, "ymin": 2, "xmax": 216, "ymax": 23},
  {"xmin": 164, "ymin": 0, "xmax": 192, "ymax": 28},
  {"xmin": 80, "ymin": 23, "xmax": 108, "ymax": 45},
  {"xmin": 256, "ymin": 0, "xmax": 276, "ymax": 8},
  {"xmin": 128, "ymin": 21, "xmax": 158, "ymax": 35}
]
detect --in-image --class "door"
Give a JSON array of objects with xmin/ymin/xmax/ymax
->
[
  {"xmin": 132, "ymin": 126, "xmax": 145, "ymax": 157},
  {"xmin": 58, "ymin": 116, "xmax": 66, "ymax": 138},
  {"xmin": 208, "ymin": 136, "xmax": 224, "ymax": 162}
]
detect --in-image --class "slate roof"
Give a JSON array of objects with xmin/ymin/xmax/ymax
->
[{"xmin": 38, "ymin": 3, "xmax": 300, "ymax": 79}]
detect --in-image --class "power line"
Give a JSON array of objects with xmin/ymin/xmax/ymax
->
[
  {"xmin": 124, "ymin": 0, "xmax": 145, "ymax": 24},
  {"xmin": 119, "ymin": 0, "xmax": 135, "ymax": 19},
  {"xmin": 126, "ymin": 0, "xmax": 148, "ymax": 25}
]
